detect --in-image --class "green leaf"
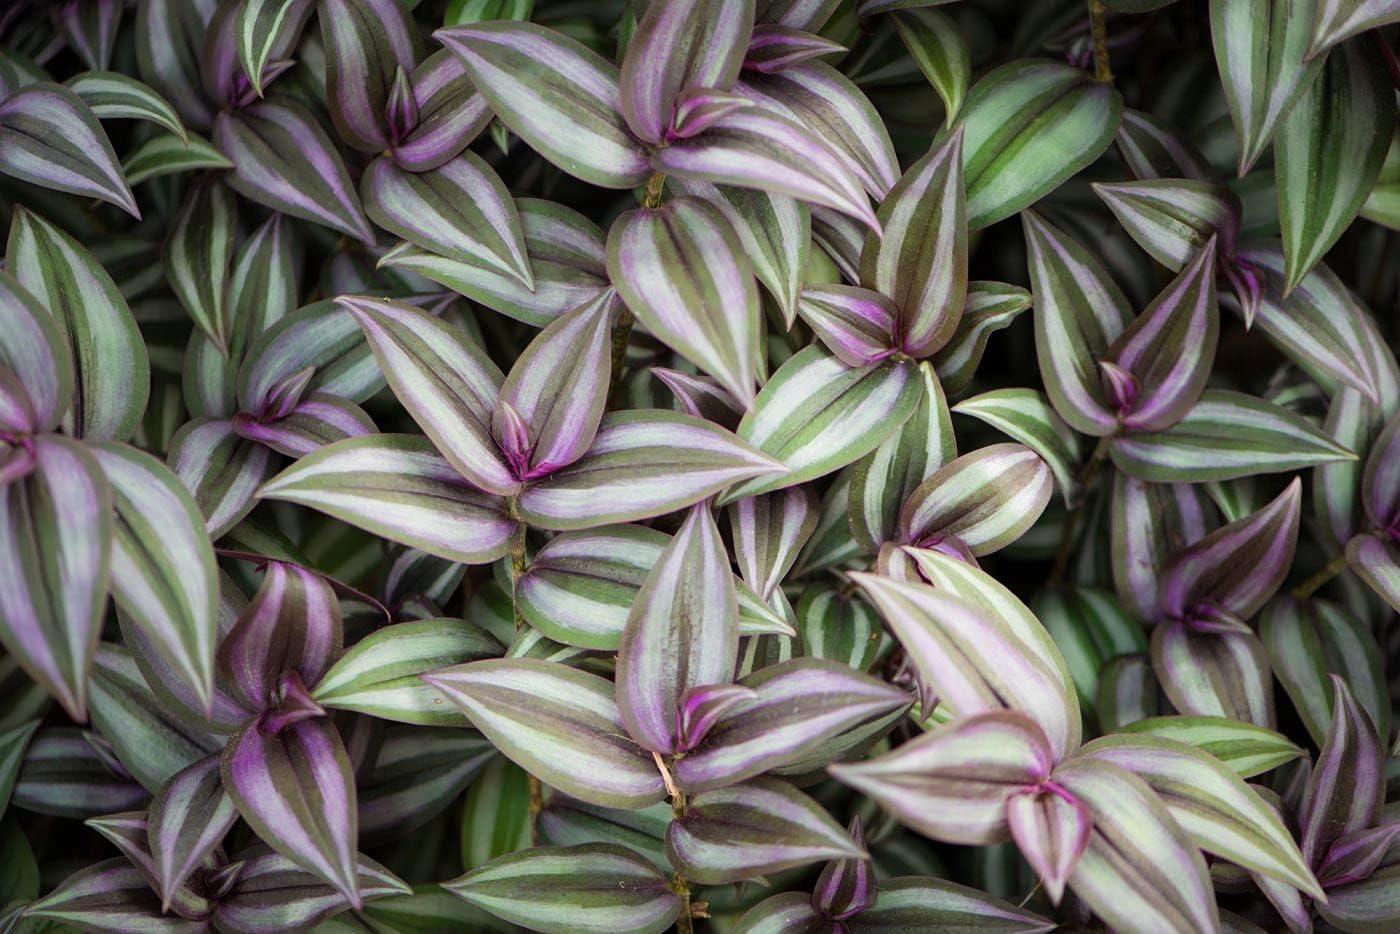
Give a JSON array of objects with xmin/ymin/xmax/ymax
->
[
  {"xmin": 1109, "ymin": 388, "xmax": 1356, "ymax": 482},
  {"xmin": 165, "ymin": 180, "xmax": 237, "ymax": 353},
  {"xmin": 121, "ymin": 132, "xmax": 233, "ymax": 185},
  {"xmin": 314, "ymin": 619, "xmax": 502, "ymax": 726},
  {"xmin": 460, "ymin": 756, "xmax": 534, "ymax": 870},
  {"xmin": 236, "ymin": 0, "xmax": 314, "ymax": 98},
  {"xmin": 893, "ymin": 8, "xmax": 970, "ymax": 123},
  {"xmin": 1276, "ymin": 37, "xmax": 1395, "ymax": 291},
  {"xmin": 722, "ymin": 345, "xmax": 922, "ymax": 502},
  {"xmin": 65, "ymin": 71, "xmax": 186, "ymax": 140},
  {"xmin": 7, "ymin": 207, "xmax": 149, "ymax": 441},
  {"xmin": 443, "ymin": 844, "xmax": 680, "ymax": 934},
  {"xmin": 954, "ymin": 388, "xmax": 1082, "ymax": 506},
  {"xmin": 1119, "ymin": 715, "xmax": 1305, "ymax": 778},
  {"xmin": 933, "ymin": 281, "xmax": 1032, "ymax": 396},
  {"xmin": 961, "ymin": 60, "xmax": 1122, "ymax": 228}
]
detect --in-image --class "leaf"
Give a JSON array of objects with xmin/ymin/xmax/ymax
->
[
  {"xmin": 320, "ymin": 0, "xmax": 421, "ymax": 153},
  {"xmin": 668, "ymin": 777, "xmax": 863, "ymax": 883},
  {"xmin": 87, "ymin": 644, "xmax": 220, "ymax": 791},
  {"xmin": 721, "ymin": 345, "xmax": 922, "ymax": 502},
  {"xmin": 238, "ymin": 298, "xmax": 396, "ymax": 412},
  {"xmin": 796, "ymin": 285, "xmax": 898, "ymax": 367},
  {"xmin": 212, "ymin": 851, "xmax": 410, "ymax": 932},
  {"xmin": 953, "ymin": 389, "xmax": 1082, "ymax": 506},
  {"xmin": 1159, "ymin": 478, "xmax": 1301, "ymax": 623},
  {"xmin": 362, "ymin": 152, "xmax": 532, "ymax": 287},
  {"xmin": 899, "ymin": 443, "xmax": 1054, "ymax": 556},
  {"xmin": 744, "ymin": 24, "xmax": 846, "ymax": 73},
  {"xmin": 858, "ymin": 127, "xmax": 966, "ymax": 358},
  {"xmin": 1079, "ymin": 734, "xmax": 1322, "ymax": 897},
  {"xmin": 1108, "ymin": 388, "xmax": 1356, "ymax": 482},
  {"xmin": 853, "ymin": 569, "xmax": 1080, "ymax": 759},
  {"xmin": 217, "ymin": 560, "xmax": 342, "ymax": 712},
  {"xmin": 1022, "ymin": 211, "xmax": 1129, "ymax": 436},
  {"xmin": 379, "ymin": 198, "xmax": 610, "ymax": 327},
  {"xmin": 1298, "ymin": 674, "xmax": 1385, "ymax": 866},
  {"xmin": 673, "ymin": 657, "xmax": 911, "ymax": 793},
  {"xmin": 849, "ymin": 362, "xmax": 954, "ymax": 551},
  {"xmin": 517, "ymin": 524, "xmax": 783, "ymax": 649},
  {"xmin": 671, "ymin": 180, "xmax": 810, "ymax": 325},
  {"xmin": 854, "ymin": 876, "xmax": 1055, "ymax": 932},
  {"xmin": 1110, "ymin": 474, "xmax": 1214, "ymax": 621},
  {"xmin": 6, "ymin": 206, "xmax": 148, "ymax": 441},
  {"xmin": 729, "ymin": 486, "xmax": 819, "ymax": 600},
  {"xmin": 1006, "ymin": 787, "xmax": 1092, "ymax": 904},
  {"xmin": 1234, "ymin": 242, "xmax": 1385, "ymax": 401},
  {"xmin": 1208, "ymin": 0, "xmax": 1324, "ymax": 176},
  {"xmin": 1115, "ymin": 109, "xmax": 1213, "ymax": 181},
  {"xmin": 1094, "ymin": 178, "xmax": 1238, "ymax": 272},
  {"xmin": 122, "ymin": 131, "xmax": 234, "ymax": 185},
  {"xmin": 360, "ymin": 726, "xmax": 495, "ymax": 846},
  {"xmin": 538, "ymin": 797, "xmax": 672, "ymax": 873},
  {"xmin": 616, "ymin": 505, "xmax": 738, "ymax": 755},
  {"xmin": 222, "ymin": 717, "xmax": 362, "ymax": 907},
  {"xmin": 651, "ymin": 104, "xmax": 880, "ymax": 229},
  {"xmin": 443, "ymin": 844, "xmax": 680, "ymax": 934},
  {"xmin": 12, "ymin": 727, "xmax": 147, "ymax": 818},
  {"xmin": 236, "ymin": 0, "xmax": 315, "ymax": 98},
  {"xmin": 146, "ymin": 755, "xmax": 237, "ymax": 910},
  {"xmin": 134, "ymin": 0, "xmax": 215, "ymax": 132},
  {"xmin": 933, "ymin": 281, "xmax": 1032, "ymax": 395},
  {"xmin": 1308, "ymin": 0, "xmax": 1400, "ymax": 57},
  {"xmin": 0, "ymin": 271, "xmax": 75, "ymax": 436},
  {"xmin": 1119, "ymin": 716, "xmax": 1305, "ymax": 778},
  {"xmin": 1346, "ymin": 532, "xmax": 1400, "ymax": 613},
  {"xmin": 1150, "ymin": 620, "xmax": 1276, "ymax": 727},
  {"xmin": 340, "ymin": 295, "xmax": 514, "ymax": 496},
  {"xmin": 214, "ymin": 100, "xmax": 375, "ymax": 244},
  {"xmin": 961, "ymin": 61, "xmax": 1122, "ymax": 228},
  {"xmin": 1276, "ymin": 37, "xmax": 1394, "ymax": 291},
  {"xmin": 313, "ymin": 618, "xmax": 502, "ymax": 726},
  {"xmin": 0, "ymin": 720, "xmax": 38, "ymax": 818},
  {"xmin": 517, "ymin": 409, "xmax": 786, "ymax": 531},
  {"xmin": 608, "ymin": 196, "xmax": 762, "ymax": 406},
  {"xmin": 58, "ymin": 0, "xmax": 123, "ymax": 71},
  {"xmin": 619, "ymin": 0, "xmax": 754, "ymax": 144},
  {"xmin": 90, "ymin": 443, "xmax": 218, "ymax": 715},
  {"xmin": 1051, "ymin": 757, "xmax": 1220, "ymax": 934},
  {"xmin": 435, "ymin": 21, "xmax": 650, "ymax": 188},
  {"xmin": 423, "ymin": 659, "xmax": 666, "ymax": 809},
  {"xmin": 830, "ymin": 711, "xmax": 1052, "ymax": 845},
  {"xmin": 894, "ymin": 8, "xmax": 970, "ymax": 123},
  {"xmin": 65, "ymin": 71, "xmax": 186, "ymax": 140},
  {"xmin": 460, "ymin": 756, "xmax": 534, "ymax": 869},
  {"xmin": 168, "ymin": 417, "xmax": 278, "ymax": 539},
  {"xmin": 0, "ymin": 435, "xmax": 111, "ymax": 722},
  {"xmin": 0, "ymin": 82, "xmax": 138, "ymax": 216},
  {"xmin": 391, "ymin": 50, "xmax": 492, "ymax": 172},
  {"xmin": 24, "ymin": 859, "xmax": 197, "ymax": 933},
  {"xmin": 167, "ymin": 179, "xmax": 236, "ymax": 353}
]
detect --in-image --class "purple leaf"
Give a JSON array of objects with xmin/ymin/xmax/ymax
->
[
  {"xmin": 899, "ymin": 443, "xmax": 1053, "ymax": 557},
  {"xmin": 340, "ymin": 295, "xmax": 515, "ymax": 496},
  {"xmin": 390, "ymin": 49, "xmax": 491, "ymax": 171},
  {"xmin": 796, "ymin": 285, "xmax": 899, "ymax": 367},
  {"xmin": 1093, "ymin": 178, "xmax": 1239, "ymax": 270},
  {"xmin": 1151, "ymin": 620, "xmax": 1277, "ymax": 727},
  {"xmin": 652, "ymin": 104, "xmax": 880, "ymax": 230},
  {"xmin": 1299, "ymin": 675, "xmax": 1385, "ymax": 868},
  {"xmin": 217, "ymin": 560, "xmax": 343, "ymax": 713},
  {"xmin": 516, "ymin": 409, "xmax": 786, "ymax": 531},
  {"xmin": 59, "ymin": 0, "xmax": 123, "ymax": 71},
  {"xmin": 667, "ymin": 777, "xmax": 865, "ymax": 883},
  {"xmin": 1111, "ymin": 473, "xmax": 1215, "ymax": 621},
  {"xmin": 674, "ymin": 657, "xmax": 911, "ymax": 793},
  {"xmin": 0, "ymin": 270, "xmax": 75, "ymax": 434},
  {"xmin": 1102, "ymin": 241, "xmax": 1218, "ymax": 431},
  {"xmin": 744, "ymin": 24, "xmax": 846, "ymax": 73},
  {"xmin": 830, "ymin": 711, "xmax": 1053, "ymax": 844},
  {"xmin": 435, "ymin": 21, "xmax": 650, "ymax": 188},
  {"xmin": 1362, "ymin": 412, "xmax": 1400, "ymax": 531},
  {"xmin": 168, "ymin": 417, "xmax": 278, "ymax": 539},
  {"xmin": 497, "ymin": 290, "xmax": 617, "ymax": 479},
  {"xmin": 651, "ymin": 366, "xmax": 745, "ymax": 428},
  {"xmin": 676, "ymin": 682, "xmax": 757, "ymax": 754},
  {"xmin": 1006, "ymin": 786, "xmax": 1092, "ymax": 905},
  {"xmin": 214, "ymin": 100, "xmax": 375, "ymax": 244},
  {"xmin": 0, "ymin": 82, "xmax": 138, "ymax": 216},
  {"xmin": 24, "ymin": 858, "xmax": 200, "ymax": 933},
  {"xmin": 146, "ymin": 754, "xmax": 237, "ymax": 910},
  {"xmin": 222, "ymin": 717, "xmax": 362, "ymax": 907},
  {"xmin": 423, "ymin": 659, "xmax": 666, "ymax": 809},
  {"xmin": 811, "ymin": 815, "xmax": 875, "ymax": 920},
  {"xmin": 728, "ymin": 485, "xmax": 819, "ymax": 600},
  {"xmin": 859, "ymin": 127, "xmax": 967, "ymax": 358},
  {"xmin": 213, "ymin": 850, "xmax": 410, "ymax": 932},
  {"xmin": 1160, "ymin": 478, "xmax": 1301, "ymax": 624},
  {"xmin": 608, "ymin": 196, "xmax": 762, "ymax": 407},
  {"xmin": 616, "ymin": 504, "xmax": 739, "ymax": 755},
  {"xmin": 0, "ymin": 435, "xmax": 111, "ymax": 722},
  {"xmin": 319, "ymin": 0, "xmax": 421, "ymax": 153},
  {"xmin": 1316, "ymin": 822, "xmax": 1400, "ymax": 889},
  {"xmin": 619, "ymin": 0, "xmax": 755, "ymax": 145},
  {"xmin": 362, "ymin": 152, "xmax": 533, "ymax": 287},
  {"xmin": 1346, "ymin": 532, "xmax": 1400, "ymax": 613}
]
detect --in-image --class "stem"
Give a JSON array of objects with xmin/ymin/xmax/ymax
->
[
  {"xmin": 1018, "ymin": 880, "xmax": 1043, "ymax": 909},
  {"xmin": 606, "ymin": 308, "xmax": 635, "ymax": 407},
  {"xmin": 674, "ymin": 874, "xmax": 695, "ymax": 934},
  {"xmin": 506, "ymin": 499, "xmax": 527, "ymax": 630},
  {"xmin": 643, "ymin": 172, "xmax": 666, "ymax": 209},
  {"xmin": 655, "ymin": 752, "xmax": 702, "ymax": 930},
  {"xmin": 1290, "ymin": 551, "xmax": 1350, "ymax": 601},
  {"xmin": 526, "ymin": 773, "xmax": 544, "ymax": 844},
  {"xmin": 1088, "ymin": 0, "xmax": 1113, "ymax": 82},
  {"xmin": 1048, "ymin": 436, "xmax": 1112, "ymax": 586}
]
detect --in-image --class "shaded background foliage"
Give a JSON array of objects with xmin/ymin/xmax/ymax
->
[{"xmin": 0, "ymin": 0, "xmax": 1397, "ymax": 932}]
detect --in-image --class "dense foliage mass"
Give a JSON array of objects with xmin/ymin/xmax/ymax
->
[{"xmin": 0, "ymin": 0, "xmax": 1397, "ymax": 931}]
